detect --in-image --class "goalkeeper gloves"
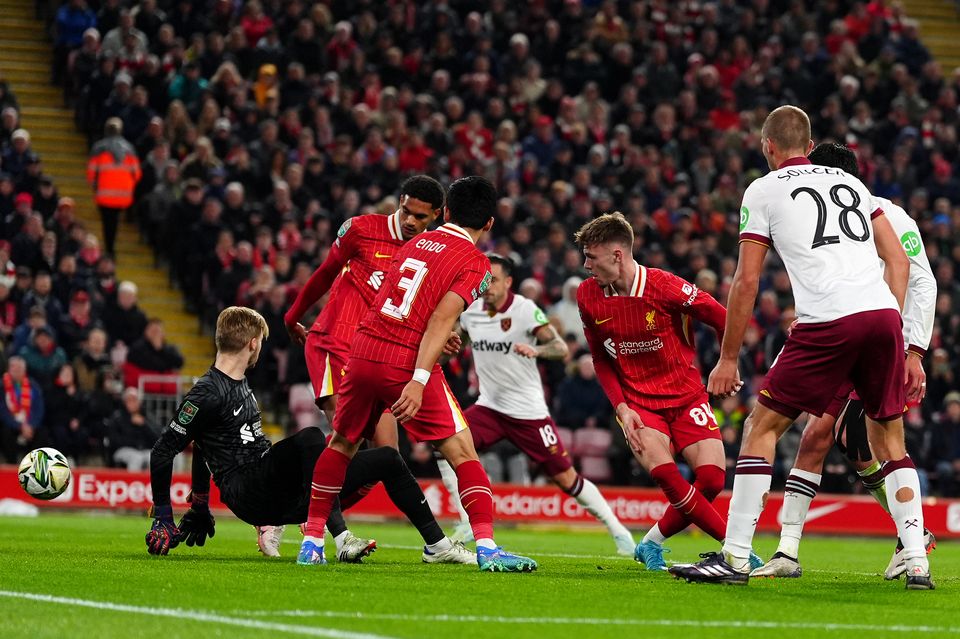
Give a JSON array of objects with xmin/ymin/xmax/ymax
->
[
  {"xmin": 145, "ymin": 505, "xmax": 181, "ymax": 556},
  {"xmin": 177, "ymin": 492, "xmax": 216, "ymax": 547}
]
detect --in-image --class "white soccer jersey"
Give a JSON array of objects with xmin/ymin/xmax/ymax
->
[
  {"xmin": 739, "ymin": 157, "xmax": 898, "ymax": 323},
  {"xmin": 873, "ymin": 196, "xmax": 937, "ymax": 354},
  {"xmin": 460, "ymin": 293, "xmax": 551, "ymax": 420}
]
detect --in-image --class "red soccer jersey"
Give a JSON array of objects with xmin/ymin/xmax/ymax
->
[
  {"xmin": 577, "ymin": 263, "xmax": 727, "ymax": 412},
  {"xmin": 284, "ymin": 212, "xmax": 406, "ymax": 358},
  {"xmin": 352, "ymin": 223, "xmax": 492, "ymax": 369}
]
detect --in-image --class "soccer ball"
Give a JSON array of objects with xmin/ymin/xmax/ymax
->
[{"xmin": 18, "ymin": 448, "xmax": 71, "ymax": 500}]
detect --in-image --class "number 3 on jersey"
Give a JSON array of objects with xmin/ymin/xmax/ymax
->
[{"xmin": 381, "ymin": 257, "xmax": 429, "ymax": 320}]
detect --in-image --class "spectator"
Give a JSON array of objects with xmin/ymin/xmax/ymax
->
[
  {"xmin": 53, "ymin": 0, "xmax": 96, "ymax": 87},
  {"xmin": 102, "ymin": 281, "xmax": 147, "ymax": 349},
  {"xmin": 45, "ymin": 363, "xmax": 92, "ymax": 464},
  {"xmin": 548, "ymin": 276, "xmax": 585, "ymax": 348},
  {"xmin": 3, "ymin": 129, "xmax": 37, "ymax": 180},
  {"xmin": 554, "ymin": 354, "xmax": 611, "ymax": 430},
  {"xmin": 87, "ymin": 118, "xmax": 142, "ymax": 258},
  {"xmin": 0, "ymin": 356, "xmax": 44, "ymax": 463},
  {"xmin": 74, "ymin": 326, "xmax": 112, "ymax": 394},
  {"xmin": 58, "ymin": 290, "xmax": 100, "ymax": 359},
  {"xmin": 19, "ymin": 272, "xmax": 63, "ymax": 333},
  {"xmin": 104, "ymin": 387, "xmax": 157, "ymax": 470},
  {"xmin": 933, "ymin": 392, "xmax": 960, "ymax": 494},
  {"xmin": 125, "ymin": 318, "xmax": 184, "ymax": 384},
  {"xmin": 19, "ymin": 325, "xmax": 68, "ymax": 393}
]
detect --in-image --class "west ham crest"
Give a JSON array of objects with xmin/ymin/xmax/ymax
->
[{"xmin": 500, "ymin": 318, "xmax": 512, "ymax": 332}]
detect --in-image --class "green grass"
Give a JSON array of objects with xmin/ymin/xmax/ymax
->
[{"xmin": 0, "ymin": 513, "xmax": 957, "ymax": 638}]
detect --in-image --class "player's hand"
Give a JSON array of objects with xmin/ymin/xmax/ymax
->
[
  {"xmin": 442, "ymin": 332, "xmax": 462, "ymax": 356},
  {"xmin": 177, "ymin": 492, "xmax": 215, "ymax": 547},
  {"xmin": 145, "ymin": 506, "xmax": 181, "ymax": 556},
  {"xmin": 787, "ymin": 319, "xmax": 798, "ymax": 337},
  {"xmin": 513, "ymin": 343, "xmax": 538, "ymax": 358},
  {"xmin": 616, "ymin": 403, "xmax": 646, "ymax": 454},
  {"xmin": 904, "ymin": 353, "xmax": 926, "ymax": 403},
  {"xmin": 392, "ymin": 381, "xmax": 425, "ymax": 423},
  {"xmin": 286, "ymin": 322, "xmax": 308, "ymax": 346},
  {"xmin": 707, "ymin": 358, "xmax": 742, "ymax": 398}
]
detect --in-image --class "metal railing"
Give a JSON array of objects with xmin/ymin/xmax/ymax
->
[{"xmin": 136, "ymin": 374, "xmax": 198, "ymax": 428}]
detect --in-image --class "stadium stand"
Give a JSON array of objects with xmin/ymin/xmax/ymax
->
[{"xmin": 1, "ymin": 0, "xmax": 955, "ymax": 496}]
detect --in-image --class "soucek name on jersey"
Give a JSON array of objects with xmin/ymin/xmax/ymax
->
[
  {"xmin": 153, "ymin": 367, "xmax": 269, "ymax": 489},
  {"xmin": 460, "ymin": 292, "xmax": 551, "ymax": 420}
]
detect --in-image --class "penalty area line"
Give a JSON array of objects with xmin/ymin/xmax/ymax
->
[
  {"xmin": 0, "ymin": 590, "xmax": 398, "ymax": 639},
  {"xmin": 236, "ymin": 609, "xmax": 960, "ymax": 634}
]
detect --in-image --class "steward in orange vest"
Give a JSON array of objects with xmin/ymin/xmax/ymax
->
[{"xmin": 87, "ymin": 118, "xmax": 142, "ymax": 256}]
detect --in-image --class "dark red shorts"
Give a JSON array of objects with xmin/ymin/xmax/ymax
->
[
  {"xmin": 304, "ymin": 331, "xmax": 348, "ymax": 401},
  {"xmin": 465, "ymin": 404, "xmax": 573, "ymax": 477},
  {"xmin": 630, "ymin": 392, "xmax": 721, "ymax": 452},
  {"xmin": 760, "ymin": 309, "xmax": 905, "ymax": 421},
  {"xmin": 332, "ymin": 357, "xmax": 469, "ymax": 443}
]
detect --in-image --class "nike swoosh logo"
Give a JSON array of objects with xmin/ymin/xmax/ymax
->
[
  {"xmin": 420, "ymin": 499, "xmax": 426, "ymax": 505},
  {"xmin": 595, "ymin": 317, "xmax": 613, "ymax": 325},
  {"xmin": 374, "ymin": 251, "xmax": 392, "ymax": 259},
  {"xmin": 233, "ymin": 406, "xmax": 243, "ymax": 416}
]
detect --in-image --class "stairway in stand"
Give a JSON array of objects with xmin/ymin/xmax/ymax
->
[
  {"xmin": 0, "ymin": 0, "xmax": 212, "ymax": 379},
  {"xmin": 902, "ymin": 0, "xmax": 960, "ymax": 70}
]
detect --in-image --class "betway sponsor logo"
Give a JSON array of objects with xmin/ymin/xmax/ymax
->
[
  {"xmin": 604, "ymin": 338, "xmax": 664, "ymax": 357},
  {"xmin": 472, "ymin": 339, "xmax": 513, "ymax": 354},
  {"xmin": 491, "ymin": 490, "xmax": 669, "ymax": 522}
]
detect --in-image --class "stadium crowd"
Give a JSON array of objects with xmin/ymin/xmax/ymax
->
[{"xmin": 8, "ymin": 0, "xmax": 955, "ymax": 497}]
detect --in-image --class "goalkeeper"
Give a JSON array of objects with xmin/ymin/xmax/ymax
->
[{"xmin": 146, "ymin": 306, "xmax": 473, "ymax": 566}]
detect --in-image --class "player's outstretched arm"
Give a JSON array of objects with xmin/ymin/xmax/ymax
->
[
  {"xmin": 147, "ymin": 428, "xmax": 188, "ymax": 555},
  {"xmin": 283, "ymin": 225, "xmax": 354, "ymax": 339},
  {"xmin": 709, "ymin": 240, "xmax": 767, "ymax": 397},
  {"xmin": 872, "ymin": 213, "xmax": 909, "ymax": 311},
  {"xmin": 393, "ymin": 291, "xmax": 466, "ymax": 423},
  {"xmin": 147, "ymin": 393, "xmax": 207, "ymax": 555}
]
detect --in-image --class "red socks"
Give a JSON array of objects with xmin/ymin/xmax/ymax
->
[
  {"xmin": 303, "ymin": 447, "xmax": 351, "ymax": 538},
  {"xmin": 650, "ymin": 463, "xmax": 727, "ymax": 542},
  {"xmin": 455, "ymin": 459, "xmax": 495, "ymax": 541}
]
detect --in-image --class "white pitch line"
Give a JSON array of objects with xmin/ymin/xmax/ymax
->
[
  {"xmin": 0, "ymin": 590, "xmax": 397, "ymax": 639},
  {"xmin": 280, "ymin": 538, "xmax": 634, "ymax": 561},
  {"xmin": 235, "ymin": 609, "xmax": 960, "ymax": 634}
]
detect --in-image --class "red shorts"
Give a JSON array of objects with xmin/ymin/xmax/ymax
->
[
  {"xmin": 631, "ymin": 392, "xmax": 721, "ymax": 452},
  {"xmin": 304, "ymin": 331, "xmax": 347, "ymax": 401},
  {"xmin": 760, "ymin": 309, "xmax": 905, "ymax": 421},
  {"xmin": 465, "ymin": 404, "xmax": 573, "ymax": 477},
  {"xmin": 332, "ymin": 357, "xmax": 469, "ymax": 443}
]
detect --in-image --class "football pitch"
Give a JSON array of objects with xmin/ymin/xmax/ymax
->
[{"xmin": 1, "ymin": 513, "xmax": 957, "ymax": 639}]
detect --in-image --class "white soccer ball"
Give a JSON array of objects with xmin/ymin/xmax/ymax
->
[{"xmin": 18, "ymin": 447, "xmax": 71, "ymax": 500}]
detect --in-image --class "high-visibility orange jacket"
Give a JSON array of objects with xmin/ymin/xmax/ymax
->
[{"xmin": 87, "ymin": 136, "xmax": 142, "ymax": 209}]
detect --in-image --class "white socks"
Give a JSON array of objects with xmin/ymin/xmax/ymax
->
[
  {"xmin": 884, "ymin": 459, "xmax": 928, "ymax": 570},
  {"xmin": 642, "ymin": 523, "xmax": 666, "ymax": 546},
  {"xmin": 575, "ymin": 478, "xmax": 633, "ymax": 539},
  {"xmin": 425, "ymin": 537, "xmax": 453, "ymax": 553},
  {"xmin": 437, "ymin": 458, "xmax": 470, "ymax": 524},
  {"xmin": 722, "ymin": 456, "xmax": 773, "ymax": 570},
  {"xmin": 777, "ymin": 469, "xmax": 821, "ymax": 559}
]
